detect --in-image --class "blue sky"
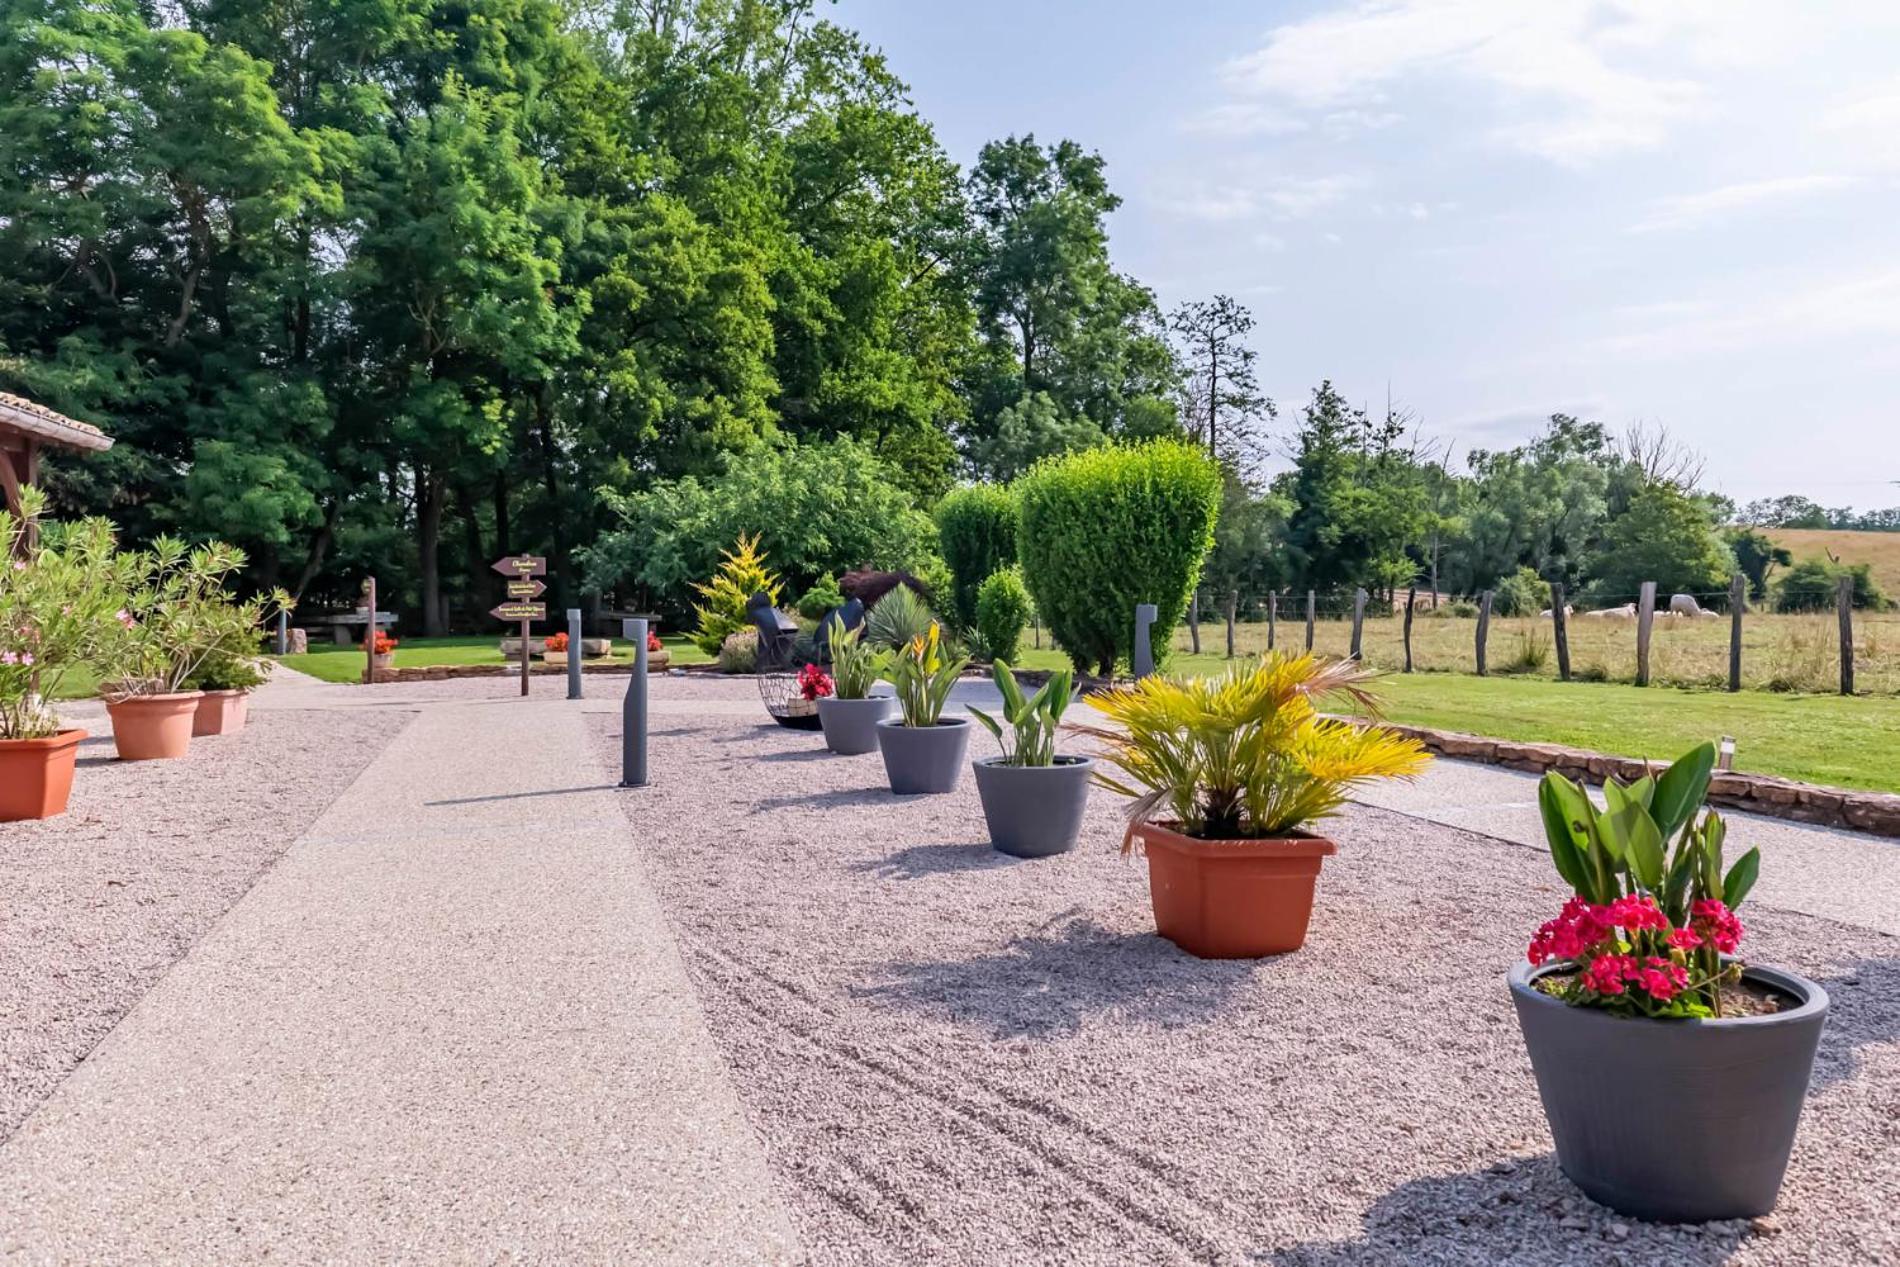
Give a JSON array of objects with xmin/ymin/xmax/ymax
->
[{"xmin": 830, "ymin": 0, "xmax": 1900, "ymax": 507}]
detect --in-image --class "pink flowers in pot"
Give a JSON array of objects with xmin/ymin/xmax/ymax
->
[{"xmin": 1529, "ymin": 893, "xmax": 1743, "ymax": 1012}]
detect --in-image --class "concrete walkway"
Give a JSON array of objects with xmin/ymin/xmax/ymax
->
[{"xmin": 0, "ymin": 673, "xmax": 798, "ymax": 1264}]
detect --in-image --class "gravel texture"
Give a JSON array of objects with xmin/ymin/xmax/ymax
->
[
  {"xmin": 0, "ymin": 707, "xmax": 403, "ymax": 1140},
  {"xmin": 589, "ymin": 699, "xmax": 1900, "ymax": 1266}
]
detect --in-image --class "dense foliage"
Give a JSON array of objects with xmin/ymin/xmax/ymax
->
[
  {"xmin": 1772, "ymin": 559, "xmax": 1888, "ymax": 612},
  {"xmin": 934, "ymin": 485, "xmax": 1019, "ymax": 629},
  {"xmin": 974, "ymin": 566, "xmax": 1031, "ymax": 664},
  {"xmin": 1016, "ymin": 439, "xmax": 1220, "ymax": 676}
]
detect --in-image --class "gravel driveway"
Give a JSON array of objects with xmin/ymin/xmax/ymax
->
[
  {"xmin": 591, "ymin": 700, "xmax": 1900, "ymax": 1266},
  {"xmin": 0, "ymin": 707, "xmax": 404, "ymax": 1139}
]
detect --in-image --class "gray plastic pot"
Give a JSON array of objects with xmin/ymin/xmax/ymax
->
[
  {"xmin": 1509, "ymin": 960, "xmax": 1828, "ymax": 1223},
  {"xmin": 817, "ymin": 695, "xmax": 892, "ymax": 755},
  {"xmin": 875, "ymin": 717, "xmax": 971, "ymax": 794},
  {"xmin": 972, "ymin": 755, "xmax": 1093, "ymax": 858}
]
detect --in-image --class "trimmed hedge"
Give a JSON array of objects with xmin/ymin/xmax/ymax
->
[
  {"xmin": 1015, "ymin": 439, "xmax": 1222, "ymax": 676},
  {"xmin": 934, "ymin": 485, "xmax": 1019, "ymax": 631},
  {"xmin": 975, "ymin": 566, "xmax": 1031, "ymax": 664}
]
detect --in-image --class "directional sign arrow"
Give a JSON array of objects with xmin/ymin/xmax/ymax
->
[
  {"xmin": 505, "ymin": 578, "xmax": 547, "ymax": 599},
  {"xmin": 490, "ymin": 601, "xmax": 547, "ymax": 622},
  {"xmin": 490, "ymin": 554, "xmax": 547, "ymax": 578}
]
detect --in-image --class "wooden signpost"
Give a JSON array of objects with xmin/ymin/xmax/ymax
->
[{"xmin": 491, "ymin": 555, "xmax": 547, "ymax": 696}]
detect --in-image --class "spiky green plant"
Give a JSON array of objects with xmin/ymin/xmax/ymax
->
[
  {"xmin": 885, "ymin": 621, "xmax": 966, "ymax": 726},
  {"xmin": 826, "ymin": 617, "xmax": 892, "ymax": 700},
  {"xmin": 1076, "ymin": 652, "xmax": 1429, "ymax": 843},
  {"xmin": 865, "ymin": 583, "xmax": 935, "ymax": 650},
  {"xmin": 969, "ymin": 662, "xmax": 1073, "ymax": 766},
  {"xmin": 691, "ymin": 534, "xmax": 781, "ymax": 655}
]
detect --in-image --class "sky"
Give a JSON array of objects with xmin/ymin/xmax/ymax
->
[{"xmin": 828, "ymin": 0, "xmax": 1900, "ymax": 508}]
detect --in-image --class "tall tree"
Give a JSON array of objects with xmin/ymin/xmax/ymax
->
[{"xmin": 1169, "ymin": 294, "xmax": 1271, "ymax": 469}]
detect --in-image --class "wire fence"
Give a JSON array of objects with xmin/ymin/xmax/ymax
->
[{"xmin": 1178, "ymin": 579, "xmax": 1900, "ymax": 697}]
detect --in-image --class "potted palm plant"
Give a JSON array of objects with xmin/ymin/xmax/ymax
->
[
  {"xmin": 0, "ymin": 490, "xmax": 129, "ymax": 820},
  {"xmin": 968, "ymin": 663, "xmax": 1090, "ymax": 858},
  {"xmin": 1079, "ymin": 652, "xmax": 1428, "ymax": 958},
  {"xmin": 874, "ymin": 622, "xmax": 969, "ymax": 794},
  {"xmin": 1511, "ymin": 743, "xmax": 1828, "ymax": 1222},
  {"xmin": 99, "ymin": 537, "xmax": 250, "ymax": 761},
  {"xmin": 816, "ymin": 617, "xmax": 893, "ymax": 754}
]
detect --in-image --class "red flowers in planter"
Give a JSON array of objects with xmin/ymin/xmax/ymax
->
[
  {"xmin": 1528, "ymin": 892, "xmax": 1747, "ymax": 1016},
  {"xmin": 544, "ymin": 632, "xmax": 569, "ymax": 652},
  {"xmin": 647, "ymin": 630, "xmax": 662, "ymax": 653},
  {"xmin": 797, "ymin": 662, "xmax": 834, "ymax": 701},
  {"xmin": 372, "ymin": 632, "xmax": 398, "ymax": 656}
]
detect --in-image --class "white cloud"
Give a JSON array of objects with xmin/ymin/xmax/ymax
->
[
  {"xmin": 1215, "ymin": 0, "xmax": 1813, "ymax": 164},
  {"xmin": 1628, "ymin": 174, "xmax": 1858, "ymax": 233},
  {"xmin": 1597, "ymin": 265, "xmax": 1900, "ymax": 358},
  {"xmin": 1182, "ymin": 103, "xmax": 1308, "ymax": 138},
  {"xmin": 1155, "ymin": 174, "xmax": 1358, "ymax": 223}
]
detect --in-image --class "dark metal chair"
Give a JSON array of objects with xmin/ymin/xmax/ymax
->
[{"xmin": 747, "ymin": 592, "xmax": 821, "ymax": 729}]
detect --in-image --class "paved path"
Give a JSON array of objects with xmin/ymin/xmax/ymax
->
[{"xmin": 0, "ymin": 673, "xmax": 798, "ymax": 1264}]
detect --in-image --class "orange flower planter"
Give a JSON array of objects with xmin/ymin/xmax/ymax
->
[
  {"xmin": 1130, "ymin": 820, "xmax": 1339, "ymax": 959},
  {"xmin": 106, "ymin": 692, "xmax": 203, "ymax": 761},
  {"xmin": 192, "ymin": 689, "xmax": 250, "ymax": 737},
  {"xmin": 0, "ymin": 729, "xmax": 86, "ymax": 821}
]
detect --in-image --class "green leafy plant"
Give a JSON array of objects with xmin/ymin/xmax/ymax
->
[
  {"xmin": 934, "ymin": 485, "xmax": 1018, "ymax": 629},
  {"xmin": 1530, "ymin": 744, "xmax": 1761, "ymax": 1018},
  {"xmin": 691, "ymin": 534, "xmax": 781, "ymax": 655},
  {"xmin": 0, "ymin": 488, "xmax": 134, "ymax": 739},
  {"xmin": 885, "ymin": 621, "xmax": 966, "ymax": 726},
  {"xmin": 969, "ymin": 662, "xmax": 1073, "ymax": 766},
  {"xmin": 974, "ymin": 566, "xmax": 1030, "ymax": 664},
  {"xmin": 796, "ymin": 573, "xmax": 845, "ymax": 620},
  {"xmin": 865, "ymin": 583, "xmax": 936, "ymax": 650},
  {"xmin": 1015, "ymin": 438, "xmax": 1222, "ymax": 676},
  {"xmin": 98, "ymin": 536, "xmax": 273, "ymax": 700},
  {"xmin": 825, "ymin": 617, "xmax": 892, "ymax": 700},
  {"xmin": 1077, "ymin": 652, "xmax": 1429, "ymax": 843}
]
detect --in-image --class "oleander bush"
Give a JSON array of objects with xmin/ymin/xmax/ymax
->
[
  {"xmin": 1016, "ymin": 439, "xmax": 1221, "ymax": 676},
  {"xmin": 935, "ymin": 485, "xmax": 1018, "ymax": 630}
]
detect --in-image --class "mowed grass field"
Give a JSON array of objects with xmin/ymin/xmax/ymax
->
[{"xmin": 1770, "ymin": 527, "xmax": 1900, "ymax": 595}]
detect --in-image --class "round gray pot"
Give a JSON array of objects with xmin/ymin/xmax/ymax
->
[
  {"xmin": 816, "ymin": 695, "xmax": 892, "ymax": 755},
  {"xmin": 972, "ymin": 755, "xmax": 1093, "ymax": 858},
  {"xmin": 1509, "ymin": 960, "xmax": 1828, "ymax": 1222},
  {"xmin": 875, "ymin": 717, "xmax": 971, "ymax": 794}
]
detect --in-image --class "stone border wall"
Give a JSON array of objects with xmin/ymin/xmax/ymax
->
[{"xmin": 1379, "ymin": 722, "xmax": 1900, "ymax": 839}]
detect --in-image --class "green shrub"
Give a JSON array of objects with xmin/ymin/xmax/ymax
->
[
  {"xmin": 691, "ymin": 534, "xmax": 781, "ymax": 655},
  {"xmin": 974, "ymin": 566, "xmax": 1031, "ymax": 663},
  {"xmin": 1587, "ymin": 484, "xmax": 1733, "ymax": 601},
  {"xmin": 1491, "ymin": 566, "xmax": 1552, "ymax": 618},
  {"xmin": 1015, "ymin": 438, "xmax": 1222, "ymax": 676},
  {"xmin": 795, "ymin": 573, "xmax": 845, "ymax": 620},
  {"xmin": 935, "ymin": 485, "xmax": 1018, "ymax": 630},
  {"xmin": 1773, "ymin": 558, "xmax": 1888, "ymax": 612},
  {"xmin": 717, "ymin": 628, "xmax": 758, "ymax": 673}
]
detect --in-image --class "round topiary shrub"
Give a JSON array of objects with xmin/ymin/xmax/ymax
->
[
  {"xmin": 975, "ymin": 566, "xmax": 1031, "ymax": 664},
  {"xmin": 934, "ymin": 485, "xmax": 1019, "ymax": 631},
  {"xmin": 1015, "ymin": 439, "xmax": 1222, "ymax": 676}
]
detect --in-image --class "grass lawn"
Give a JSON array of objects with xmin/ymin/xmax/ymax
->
[{"xmin": 276, "ymin": 633, "xmax": 713, "ymax": 683}]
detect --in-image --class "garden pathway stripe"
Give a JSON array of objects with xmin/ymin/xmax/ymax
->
[
  {"xmin": 1354, "ymin": 759, "xmax": 1900, "ymax": 935},
  {"xmin": 0, "ymin": 693, "xmax": 799, "ymax": 1265}
]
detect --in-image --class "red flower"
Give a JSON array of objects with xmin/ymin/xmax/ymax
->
[
  {"xmin": 1667, "ymin": 927, "xmax": 1703, "ymax": 951},
  {"xmin": 797, "ymin": 663, "xmax": 834, "ymax": 701},
  {"xmin": 544, "ymin": 632, "xmax": 569, "ymax": 652},
  {"xmin": 1527, "ymin": 897, "xmax": 1613, "ymax": 966},
  {"xmin": 1606, "ymin": 894, "xmax": 1669, "ymax": 932},
  {"xmin": 647, "ymin": 631, "xmax": 663, "ymax": 653},
  {"xmin": 1691, "ymin": 899, "xmax": 1744, "ymax": 954}
]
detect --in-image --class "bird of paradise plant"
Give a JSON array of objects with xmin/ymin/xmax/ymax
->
[
  {"xmin": 1076, "ymin": 651, "xmax": 1429, "ymax": 846},
  {"xmin": 885, "ymin": 621, "xmax": 966, "ymax": 726}
]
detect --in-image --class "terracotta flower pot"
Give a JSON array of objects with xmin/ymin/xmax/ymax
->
[
  {"xmin": 0, "ymin": 729, "xmax": 86, "ymax": 821},
  {"xmin": 106, "ymin": 692, "xmax": 203, "ymax": 761},
  {"xmin": 192, "ymin": 689, "xmax": 250, "ymax": 737},
  {"xmin": 544, "ymin": 650, "xmax": 569, "ymax": 667},
  {"xmin": 372, "ymin": 651, "xmax": 395, "ymax": 671},
  {"xmin": 646, "ymin": 648, "xmax": 671, "ymax": 672},
  {"xmin": 1129, "ymin": 820, "xmax": 1338, "ymax": 959}
]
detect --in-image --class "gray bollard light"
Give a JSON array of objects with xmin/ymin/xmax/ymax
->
[
  {"xmin": 620, "ymin": 617, "xmax": 648, "ymax": 787},
  {"xmin": 274, "ymin": 609, "xmax": 288, "ymax": 656},
  {"xmin": 566, "ymin": 608, "xmax": 583, "ymax": 700},
  {"xmin": 1133, "ymin": 603, "xmax": 1158, "ymax": 679}
]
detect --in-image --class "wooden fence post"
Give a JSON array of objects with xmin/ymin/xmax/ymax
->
[
  {"xmin": 1635, "ymin": 581, "xmax": 1657, "ymax": 686},
  {"xmin": 1225, "ymin": 590, "xmax": 1238, "ymax": 659},
  {"xmin": 1350, "ymin": 588, "xmax": 1367, "ymax": 660},
  {"xmin": 1189, "ymin": 590, "xmax": 1202, "ymax": 654},
  {"xmin": 1839, "ymin": 574, "xmax": 1856, "ymax": 696},
  {"xmin": 1475, "ymin": 590, "xmax": 1493, "ymax": 676},
  {"xmin": 1550, "ymin": 582, "xmax": 1571, "ymax": 682},
  {"xmin": 1267, "ymin": 592, "xmax": 1277, "ymax": 651},
  {"xmin": 1728, "ymin": 572, "xmax": 1746, "ymax": 692},
  {"xmin": 1305, "ymin": 590, "xmax": 1316, "ymax": 652},
  {"xmin": 1402, "ymin": 586, "xmax": 1416, "ymax": 673}
]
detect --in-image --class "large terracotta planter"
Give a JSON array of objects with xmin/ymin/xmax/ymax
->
[
  {"xmin": 0, "ymin": 729, "xmax": 85, "ymax": 821},
  {"xmin": 1129, "ymin": 820, "xmax": 1338, "ymax": 959},
  {"xmin": 646, "ymin": 648, "xmax": 671, "ymax": 672},
  {"xmin": 192, "ymin": 689, "xmax": 250, "ymax": 736},
  {"xmin": 106, "ymin": 692, "xmax": 203, "ymax": 761},
  {"xmin": 1511, "ymin": 960, "xmax": 1827, "ymax": 1222}
]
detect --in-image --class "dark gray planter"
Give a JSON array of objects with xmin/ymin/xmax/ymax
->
[
  {"xmin": 1509, "ymin": 960, "xmax": 1828, "ymax": 1222},
  {"xmin": 972, "ymin": 756, "xmax": 1093, "ymax": 858},
  {"xmin": 875, "ymin": 717, "xmax": 971, "ymax": 794},
  {"xmin": 817, "ymin": 695, "xmax": 892, "ymax": 755}
]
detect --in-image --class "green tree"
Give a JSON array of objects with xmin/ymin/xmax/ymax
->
[
  {"xmin": 934, "ymin": 484, "xmax": 1018, "ymax": 630},
  {"xmin": 1723, "ymin": 526, "xmax": 1791, "ymax": 601},
  {"xmin": 1587, "ymin": 484, "xmax": 1734, "ymax": 601}
]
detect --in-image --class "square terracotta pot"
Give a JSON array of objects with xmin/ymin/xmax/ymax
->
[
  {"xmin": 1130, "ymin": 820, "xmax": 1338, "ymax": 959},
  {"xmin": 0, "ymin": 729, "xmax": 85, "ymax": 821}
]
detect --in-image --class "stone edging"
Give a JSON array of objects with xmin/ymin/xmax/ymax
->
[
  {"xmin": 364, "ymin": 658, "xmax": 668, "ymax": 683},
  {"xmin": 1377, "ymin": 722, "xmax": 1900, "ymax": 839}
]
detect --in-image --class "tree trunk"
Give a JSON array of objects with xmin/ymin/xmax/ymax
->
[
  {"xmin": 537, "ymin": 394, "xmax": 569, "ymax": 611},
  {"xmin": 419, "ymin": 467, "xmax": 446, "ymax": 635}
]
